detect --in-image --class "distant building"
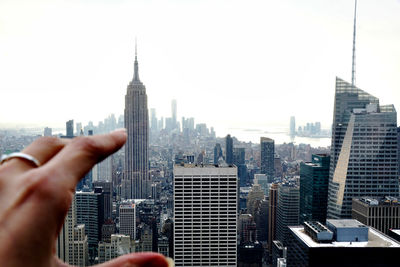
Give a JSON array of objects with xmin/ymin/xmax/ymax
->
[
  {"xmin": 56, "ymin": 197, "xmax": 88, "ymax": 266},
  {"xmin": 93, "ymin": 181, "xmax": 113, "ymax": 222},
  {"xmin": 122, "ymin": 45, "xmax": 150, "ymax": 199},
  {"xmin": 234, "ymin": 147, "xmax": 247, "ymax": 186},
  {"xmin": 213, "ymin": 143, "xmax": 223, "ymax": 164},
  {"xmin": 150, "ymin": 108, "xmax": 157, "ymax": 132},
  {"xmin": 290, "ymin": 116, "xmax": 296, "ymax": 137},
  {"xmin": 276, "ymin": 183, "xmax": 299, "ymax": 246},
  {"xmin": 274, "ymin": 155, "xmax": 283, "ymax": 178},
  {"xmin": 119, "ymin": 200, "xmax": 136, "ymax": 240},
  {"xmin": 254, "ymin": 174, "xmax": 269, "ymax": 196},
  {"xmin": 75, "ymin": 190, "xmax": 102, "ymax": 261},
  {"xmin": 327, "ymin": 77, "xmax": 399, "ymax": 219},
  {"xmin": 171, "ymin": 99, "xmax": 177, "ymax": 130},
  {"xmin": 272, "ymin": 240, "xmax": 286, "ymax": 267},
  {"xmin": 44, "ymin": 127, "xmax": 52, "ymax": 136},
  {"xmin": 66, "ymin": 120, "xmax": 74, "ymax": 137},
  {"xmin": 225, "ymin": 134, "xmax": 233, "ymax": 164},
  {"xmin": 287, "ymin": 219, "xmax": 400, "ymax": 267},
  {"xmin": 237, "ymin": 242, "xmax": 263, "ymax": 267},
  {"xmin": 300, "ymin": 154, "xmax": 330, "ymax": 223},
  {"xmin": 268, "ymin": 183, "xmax": 279, "ymax": 258},
  {"xmin": 173, "ymin": 164, "xmax": 237, "ymax": 267},
  {"xmin": 260, "ymin": 137, "xmax": 274, "ymax": 182},
  {"xmin": 352, "ymin": 196, "xmax": 400, "ymax": 235},
  {"xmin": 247, "ymin": 184, "xmax": 264, "ymax": 216},
  {"xmin": 98, "ymin": 234, "xmax": 131, "ymax": 263}
]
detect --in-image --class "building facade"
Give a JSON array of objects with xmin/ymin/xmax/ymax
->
[
  {"xmin": 268, "ymin": 183, "xmax": 278, "ymax": 258},
  {"xmin": 123, "ymin": 46, "xmax": 150, "ymax": 199},
  {"xmin": 300, "ymin": 154, "xmax": 330, "ymax": 223},
  {"xmin": 260, "ymin": 137, "xmax": 275, "ymax": 182},
  {"xmin": 119, "ymin": 200, "xmax": 136, "ymax": 240},
  {"xmin": 173, "ymin": 164, "xmax": 237, "ymax": 267},
  {"xmin": 352, "ymin": 197, "xmax": 400, "ymax": 235},
  {"xmin": 327, "ymin": 77, "xmax": 399, "ymax": 219},
  {"xmin": 276, "ymin": 183, "xmax": 299, "ymax": 246},
  {"xmin": 225, "ymin": 134, "xmax": 233, "ymax": 165}
]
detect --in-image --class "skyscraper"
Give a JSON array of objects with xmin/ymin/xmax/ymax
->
[
  {"xmin": 213, "ymin": 143, "xmax": 223, "ymax": 164},
  {"xmin": 300, "ymin": 154, "xmax": 330, "ymax": 223},
  {"xmin": 150, "ymin": 108, "xmax": 158, "ymax": 133},
  {"xmin": 122, "ymin": 44, "xmax": 150, "ymax": 199},
  {"xmin": 66, "ymin": 119, "xmax": 74, "ymax": 137},
  {"xmin": 276, "ymin": 183, "xmax": 299, "ymax": 247},
  {"xmin": 173, "ymin": 164, "xmax": 237, "ymax": 267},
  {"xmin": 171, "ymin": 99, "xmax": 177, "ymax": 130},
  {"xmin": 119, "ymin": 200, "xmax": 136, "ymax": 240},
  {"xmin": 290, "ymin": 116, "xmax": 296, "ymax": 137},
  {"xmin": 233, "ymin": 147, "xmax": 247, "ymax": 186},
  {"xmin": 327, "ymin": 78, "xmax": 399, "ymax": 219},
  {"xmin": 225, "ymin": 134, "xmax": 233, "ymax": 165},
  {"xmin": 260, "ymin": 137, "xmax": 275, "ymax": 182},
  {"xmin": 267, "ymin": 183, "xmax": 278, "ymax": 258}
]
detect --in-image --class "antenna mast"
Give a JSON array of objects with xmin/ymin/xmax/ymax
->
[{"xmin": 351, "ymin": 0, "xmax": 357, "ymax": 87}]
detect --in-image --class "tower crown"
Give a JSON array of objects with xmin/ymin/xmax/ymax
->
[{"xmin": 133, "ymin": 39, "xmax": 140, "ymax": 82}]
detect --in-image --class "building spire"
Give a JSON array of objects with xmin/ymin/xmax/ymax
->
[
  {"xmin": 351, "ymin": 0, "xmax": 357, "ymax": 87},
  {"xmin": 134, "ymin": 38, "xmax": 139, "ymax": 81}
]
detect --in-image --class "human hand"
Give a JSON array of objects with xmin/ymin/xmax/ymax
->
[{"xmin": 0, "ymin": 129, "xmax": 169, "ymax": 267}]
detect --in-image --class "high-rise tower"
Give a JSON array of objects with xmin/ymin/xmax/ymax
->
[
  {"xmin": 326, "ymin": 78, "xmax": 399, "ymax": 218},
  {"xmin": 327, "ymin": 1, "xmax": 399, "ymax": 218},
  {"xmin": 123, "ymin": 43, "xmax": 150, "ymax": 199}
]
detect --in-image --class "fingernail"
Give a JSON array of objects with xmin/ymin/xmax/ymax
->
[
  {"xmin": 113, "ymin": 128, "xmax": 127, "ymax": 133},
  {"xmin": 124, "ymin": 253, "xmax": 169, "ymax": 267}
]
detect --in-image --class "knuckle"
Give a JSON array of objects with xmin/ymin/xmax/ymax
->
[
  {"xmin": 35, "ymin": 136, "xmax": 63, "ymax": 149},
  {"xmin": 73, "ymin": 137, "xmax": 99, "ymax": 155}
]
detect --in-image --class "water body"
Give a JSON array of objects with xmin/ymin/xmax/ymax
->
[{"xmin": 225, "ymin": 128, "xmax": 331, "ymax": 148}]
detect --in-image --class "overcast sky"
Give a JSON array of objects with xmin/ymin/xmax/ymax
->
[{"xmin": 1, "ymin": 0, "xmax": 400, "ymax": 137}]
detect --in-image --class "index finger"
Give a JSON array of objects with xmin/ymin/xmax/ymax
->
[{"xmin": 42, "ymin": 129, "xmax": 127, "ymax": 191}]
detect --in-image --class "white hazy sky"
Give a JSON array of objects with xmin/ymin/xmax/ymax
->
[{"xmin": 1, "ymin": 0, "xmax": 400, "ymax": 136}]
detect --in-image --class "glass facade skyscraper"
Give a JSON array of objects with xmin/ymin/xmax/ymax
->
[
  {"xmin": 260, "ymin": 137, "xmax": 275, "ymax": 182},
  {"xmin": 300, "ymin": 154, "xmax": 330, "ymax": 223},
  {"xmin": 327, "ymin": 77, "xmax": 399, "ymax": 219}
]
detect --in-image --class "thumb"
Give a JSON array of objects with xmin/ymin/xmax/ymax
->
[{"xmin": 95, "ymin": 253, "xmax": 169, "ymax": 267}]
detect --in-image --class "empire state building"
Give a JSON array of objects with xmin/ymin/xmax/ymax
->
[{"xmin": 123, "ymin": 45, "xmax": 150, "ymax": 199}]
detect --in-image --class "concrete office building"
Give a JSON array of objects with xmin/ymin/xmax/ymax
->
[
  {"xmin": 119, "ymin": 199, "xmax": 136, "ymax": 240},
  {"xmin": 173, "ymin": 164, "xmax": 237, "ymax": 267},
  {"xmin": 352, "ymin": 196, "xmax": 400, "ymax": 235}
]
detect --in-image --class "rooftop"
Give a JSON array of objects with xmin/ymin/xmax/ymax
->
[
  {"xmin": 355, "ymin": 196, "xmax": 400, "ymax": 206},
  {"xmin": 290, "ymin": 226, "xmax": 400, "ymax": 248},
  {"xmin": 174, "ymin": 163, "xmax": 235, "ymax": 168}
]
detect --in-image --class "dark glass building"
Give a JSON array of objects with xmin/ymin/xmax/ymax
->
[
  {"xmin": 225, "ymin": 134, "xmax": 233, "ymax": 165},
  {"xmin": 213, "ymin": 143, "xmax": 223, "ymax": 164},
  {"xmin": 260, "ymin": 137, "xmax": 274, "ymax": 182},
  {"xmin": 234, "ymin": 147, "xmax": 247, "ymax": 186},
  {"xmin": 300, "ymin": 154, "xmax": 330, "ymax": 223}
]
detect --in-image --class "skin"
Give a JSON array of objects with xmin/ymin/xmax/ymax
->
[{"xmin": 0, "ymin": 129, "xmax": 168, "ymax": 267}]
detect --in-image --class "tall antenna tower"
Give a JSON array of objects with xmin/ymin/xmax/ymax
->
[{"xmin": 351, "ymin": 0, "xmax": 357, "ymax": 87}]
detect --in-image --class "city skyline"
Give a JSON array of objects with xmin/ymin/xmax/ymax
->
[{"xmin": 1, "ymin": 0, "xmax": 400, "ymax": 137}]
